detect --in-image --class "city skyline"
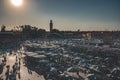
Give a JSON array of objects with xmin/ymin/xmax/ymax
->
[{"xmin": 0, "ymin": 0, "xmax": 120, "ymax": 31}]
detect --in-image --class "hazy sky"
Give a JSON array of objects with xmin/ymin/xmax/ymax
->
[{"xmin": 0, "ymin": 0, "xmax": 120, "ymax": 31}]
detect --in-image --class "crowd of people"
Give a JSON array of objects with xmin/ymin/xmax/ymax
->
[{"xmin": 0, "ymin": 52, "xmax": 22, "ymax": 80}]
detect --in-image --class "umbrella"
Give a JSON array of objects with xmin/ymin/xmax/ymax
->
[
  {"xmin": 51, "ymin": 54, "xmax": 58, "ymax": 56},
  {"xmin": 74, "ymin": 57, "xmax": 81, "ymax": 60},
  {"xmin": 67, "ymin": 67, "xmax": 80, "ymax": 72},
  {"xmin": 50, "ymin": 67, "xmax": 58, "ymax": 74},
  {"xmin": 59, "ymin": 74, "xmax": 72, "ymax": 79},
  {"xmin": 73, "ymin": 53, "xmax": 81, "ymax": 56},
  {"xmin": 89, "ymin": 65, "xmax": 97, "ymax": 70},
  {"xmin": 97, "ymin": 57, "xmax": 104, "ymax": 62},
  {"xmin": 78, "ymin": 62, "xmax": 90, "ymax": 68},
  {"xmin": 63, "ymin": 57, "xmax": 71, "ymax": 61},
  {"xmin": 58, "ymin": 66, "xmax": 67, "ymax": 72},
  {"xmin": 38, "ymin": 60, "xmax": 49, "ymax": 66},
  {"xmin": 44, "ymin": 52, "xmax": 52, "ymax": 56},
  {"xmin": 87, "ymin": 74, "xmax": 103, "ymax": 80},
  {"xmin": 48, "ymin": 63, "xmax": 60, "ymax": 67},
  {"xmin": 104, "ymin": 57, "xmax": 113, "ymax": 62},
  {"xmin": 111, "ymin": 67, "xmax": 120, "ymax": 75}
]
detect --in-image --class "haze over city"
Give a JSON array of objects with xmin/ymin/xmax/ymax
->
[
  {"xmin": 1, "ymin": 0, "xmax": 120, "ymax": 80},
  {"xmin": 0, "ymin": 0, "xmax": 120, "ymax": 31}
]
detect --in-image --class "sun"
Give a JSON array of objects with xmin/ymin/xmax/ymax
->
[{"xmin": 11, "ymin": 0, "xmax": 23, "ymax": 7}]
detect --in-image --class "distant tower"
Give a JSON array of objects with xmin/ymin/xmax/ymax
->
[{"xmin": 50, "ymin": 20, "xmax": 53, "ymax": 32}]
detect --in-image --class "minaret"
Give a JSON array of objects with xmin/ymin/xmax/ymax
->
[{"xmin": 50, "ymin": 20, "xmax": 53, "ymax": 32}]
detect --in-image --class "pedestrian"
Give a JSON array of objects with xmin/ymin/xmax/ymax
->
[
  {"xmin": 18, "ymin": 73, "xmax": 21, "ymax": 79},
  {"xmin": 4, "ymin": 57, "xmax": 6, "ymax": 62},
  {"xmin": 16, "ymin": 56, "xmax": 17, "ymax": 62},
  {"xmin": 12, "ymin": 65, "xmax": 15, "ymax": 70},
  {"xmin": 19, "ymin": 60, "xmax": 21, "ymax": 66},
  {"xmin": 5, "ymin": 68, "xmax": 10, "ymax": 80}
]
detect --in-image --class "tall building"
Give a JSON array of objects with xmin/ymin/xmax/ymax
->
[{"xmin": 50, "ymin": 20, "xmax": 53, "ymax": 32}]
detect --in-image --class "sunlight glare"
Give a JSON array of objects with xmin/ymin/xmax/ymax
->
[{"xmin": 11, "ymin": 0, "xmax": 23, "ymax": 7}]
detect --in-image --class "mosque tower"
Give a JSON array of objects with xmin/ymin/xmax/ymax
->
[{"xmin": 50, "ymin": 20, "xmax": 53, "ymax": 32}]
